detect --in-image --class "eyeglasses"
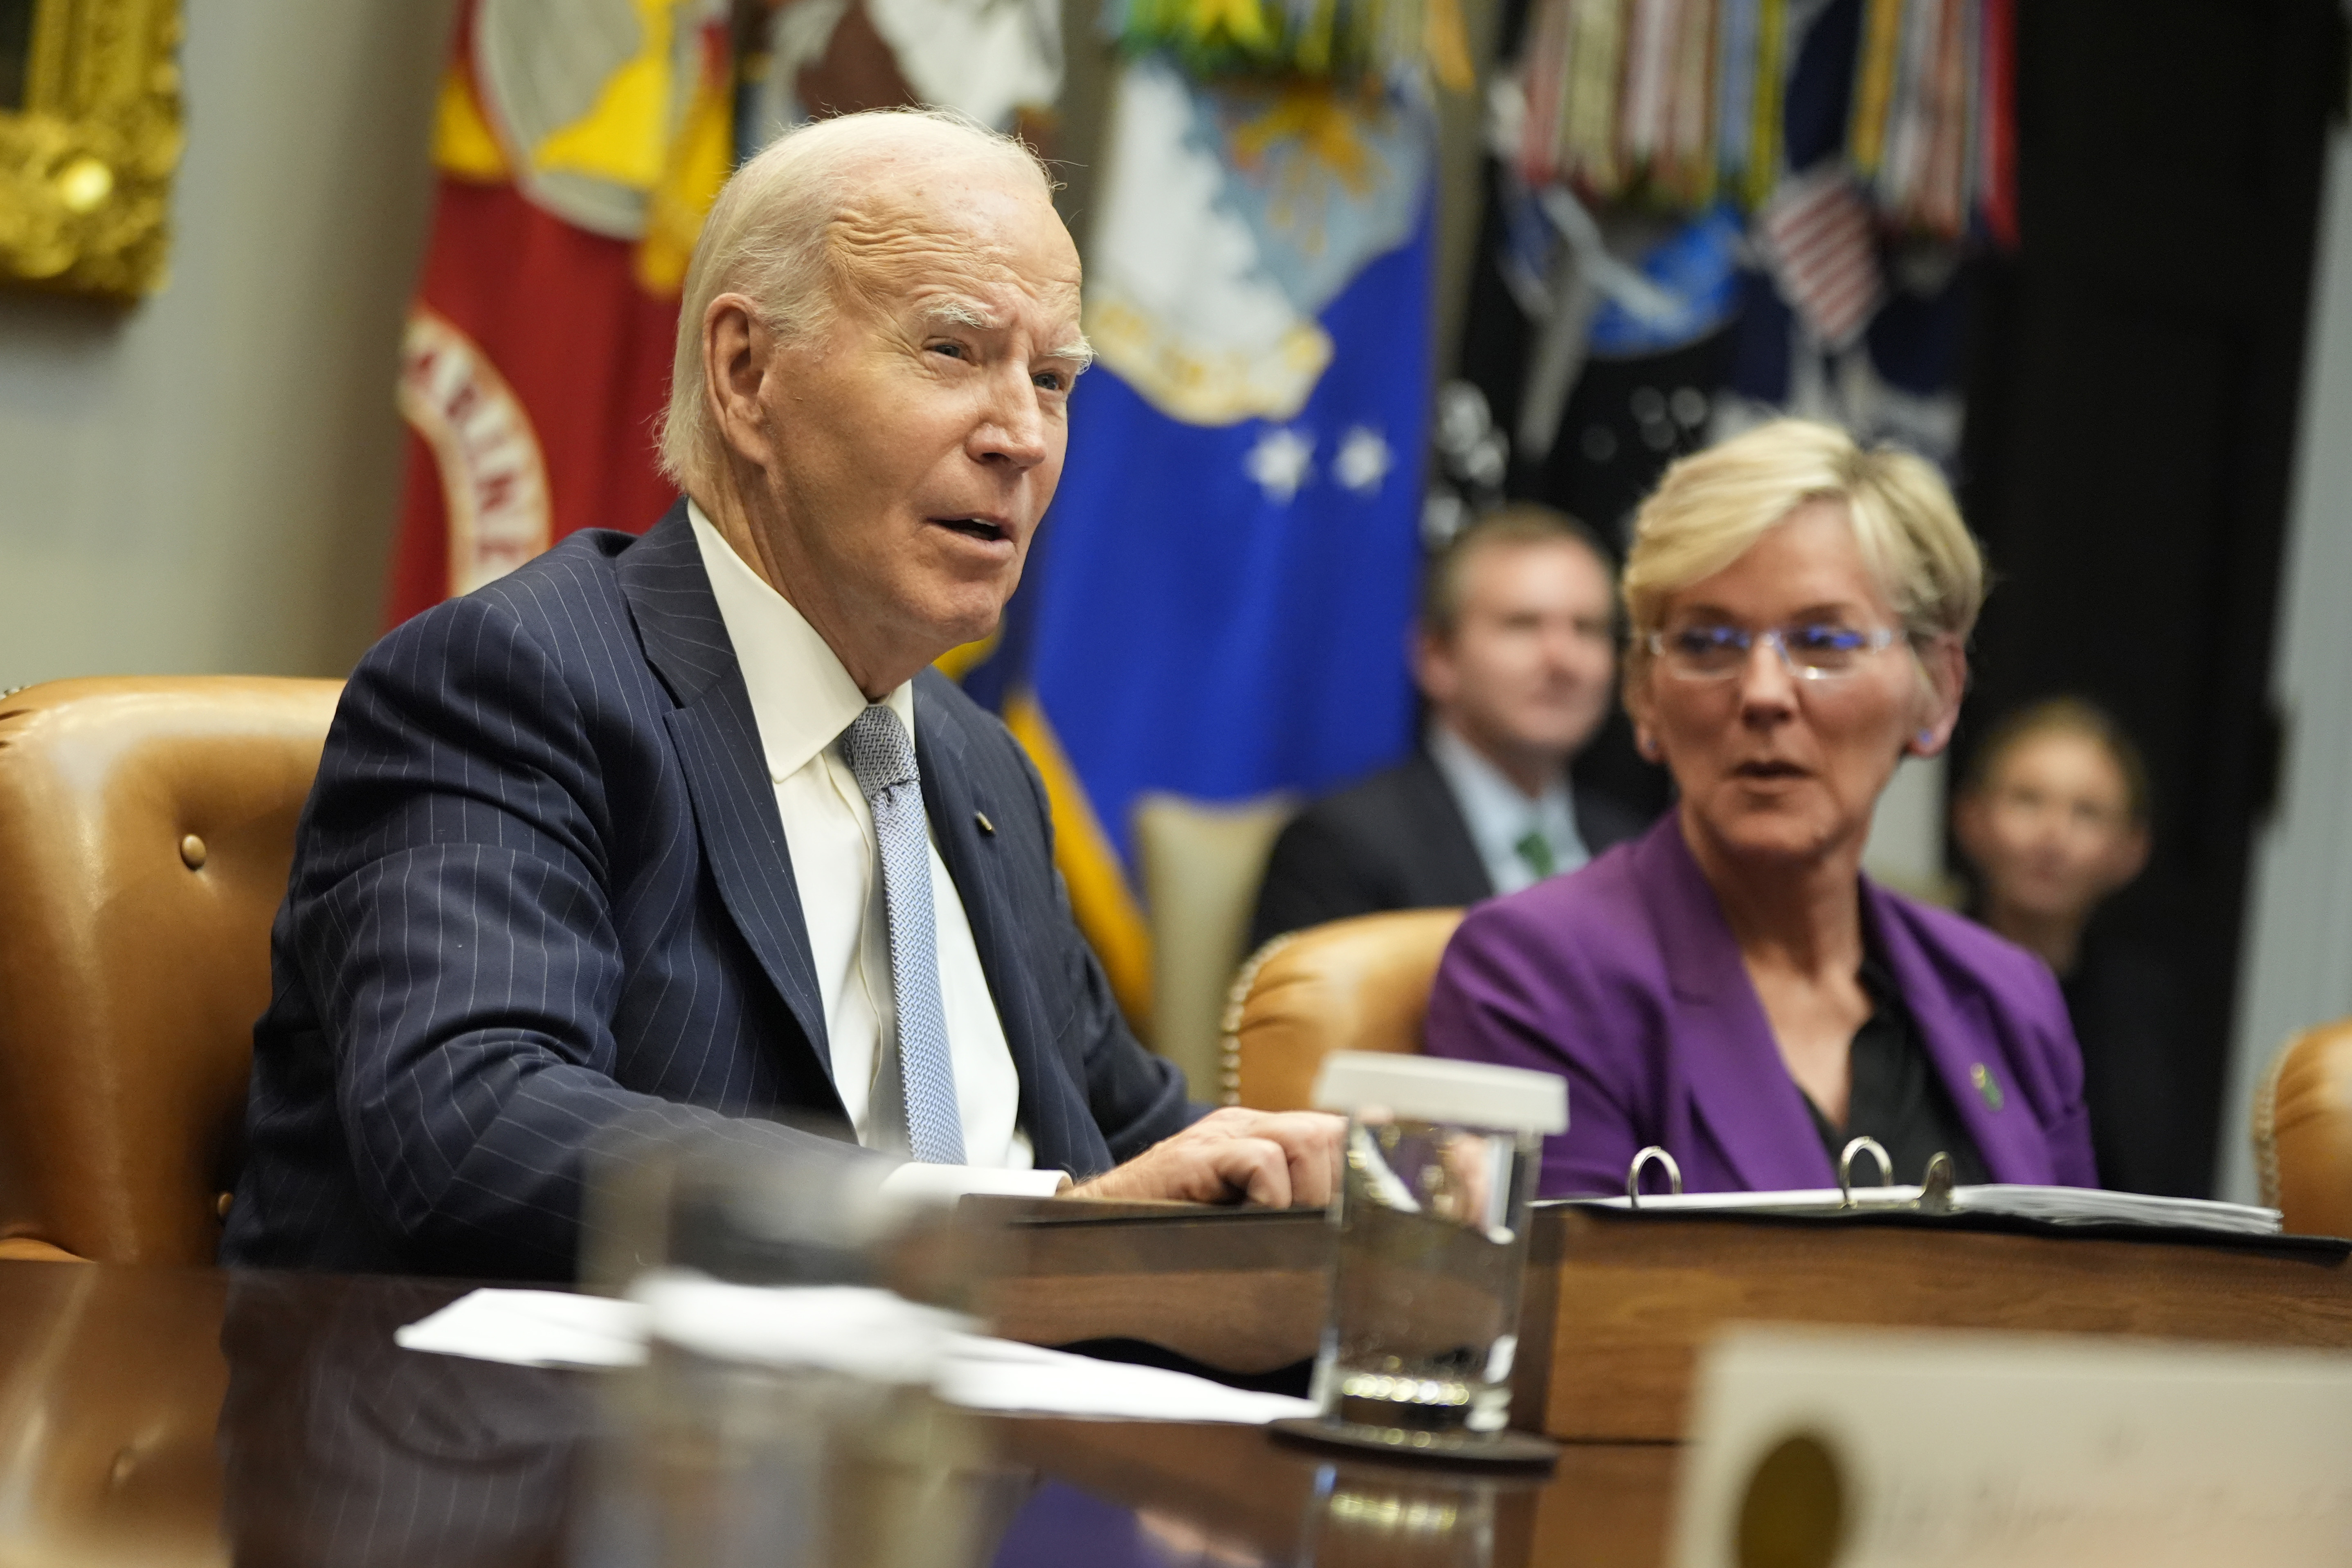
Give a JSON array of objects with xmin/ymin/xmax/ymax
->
[{"xmin": 1644, "ymin": 623, "xmax": 1905, "ymax": 681}]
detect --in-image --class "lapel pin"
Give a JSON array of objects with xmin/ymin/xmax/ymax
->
[
  {"xmin": 974, "ymin": 811, "xmax": 995, "ymax": 837},
  {"xmin": 1970, "ymin": 1063, "xmax": 2004, "ymax": 1112}
]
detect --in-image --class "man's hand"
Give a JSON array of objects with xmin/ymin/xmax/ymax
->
[{"xmin": 1069, "ymin": 1107, "xmax": 1346, "ymax": 1208}]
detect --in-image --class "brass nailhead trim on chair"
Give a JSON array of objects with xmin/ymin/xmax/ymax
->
[
  {"xmin": 178, "ymin": 833, "xmax": 207, "ymax": 870},
  {"xmin": 215, "ymin": 1193, "xmax": 233, "ymax": 1220},
  {"xmin": 2251, "ymin": 1034, "xmax": 2293, "ymax": 1211},
  {"xmin": 1217, "ymin": 932, "xmax": 1300, "ymax": 1107}
]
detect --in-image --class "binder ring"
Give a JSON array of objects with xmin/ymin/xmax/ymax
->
[
  {"xmin": 1837, "ymin": 1137, "xmax": 1893, "ymax": 1207},
  {"xmin": 1918, "ymin": 1150, "xmax": 1957, "ymax": 1213},
  {"xmin": 1626, "ymin": 1145, "xmax": 1683, "ymax": 1206}
]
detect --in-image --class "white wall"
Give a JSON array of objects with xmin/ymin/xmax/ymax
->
[
  {"xmin": 1863, "ymin": 753, "xmax": 1949, "ymax": 904},
  {"xmin": 0, "ymin": 0, "xmax": 453, "ymax": 688},
  {"xmin": 2218, "ymin": 117, "xmax": 2352, "ymax": 1203}
]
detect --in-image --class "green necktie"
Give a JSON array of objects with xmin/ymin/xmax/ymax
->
[{"xmin": 1514, "ymin": 829, "xmax": 1557, "ymax": 881}]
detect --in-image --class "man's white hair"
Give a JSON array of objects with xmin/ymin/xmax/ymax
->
[{"xmin": 656, "ymin": 107, "xmax": 1056, "ymax": 495}]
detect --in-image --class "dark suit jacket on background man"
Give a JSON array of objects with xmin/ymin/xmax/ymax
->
[
  {"xmin": 1248, "ymin": 749, "xmax": 1648, "ymax": 950},
  {"xmin": 221, "ymin": 507, "xmax": 1190, "ymax": 1280}
]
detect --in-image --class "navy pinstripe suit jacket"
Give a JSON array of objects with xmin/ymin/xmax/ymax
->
[{"xmin": 220, "ymin": 503, "xmax": 1191, "ymax": 1279}]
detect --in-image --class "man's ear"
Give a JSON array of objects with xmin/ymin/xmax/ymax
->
[
  {"xmin": 703, "ymin": 292, "xmax": 777, "ymax": 470},
  {"xmin": 1415, "ymin": 626, "xmax": 1456, "ymax": 708}
]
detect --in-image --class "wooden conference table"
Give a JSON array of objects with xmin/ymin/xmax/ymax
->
[{"xmin": 5, "ymin": 1200, "xmax": 2350, "ymax": 1567}]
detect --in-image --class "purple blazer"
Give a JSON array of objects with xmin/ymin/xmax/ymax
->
[{"xmin": 1423, "ymin": 816, "xmax": 2098, "ymax": 1197}]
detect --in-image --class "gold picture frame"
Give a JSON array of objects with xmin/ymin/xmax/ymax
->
[{"xmin": 0, "ymin": 0, "xmax": 182, "ymax": 299}]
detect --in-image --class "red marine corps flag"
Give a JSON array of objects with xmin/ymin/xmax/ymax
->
[{"xmin": 387, "ymin": 0, "xmax": 737, "ymax": 625}]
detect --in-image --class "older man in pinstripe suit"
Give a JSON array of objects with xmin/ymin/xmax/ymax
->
[{"xmin": 222, "ymin": 109, "xmax": 1340, "ymax": 1280}]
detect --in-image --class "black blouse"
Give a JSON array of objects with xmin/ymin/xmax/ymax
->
[{"xmin": 1801, "ymin": 955, "xmax": 1992, "ymax": 1188}]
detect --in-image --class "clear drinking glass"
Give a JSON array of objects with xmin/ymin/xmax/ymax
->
[
  {"xmin": 1305, "ymin": 1053, "xmax": 1567, "ymax": 1455},
  {"xmin": 574, "ymin": 1119, "xmax": 1009, "ymax": 1568}
]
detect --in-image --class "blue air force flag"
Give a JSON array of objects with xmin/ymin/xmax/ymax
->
[{"xmin": 991, "ymin": 56, "xmax": 1436, "ymax": 993}]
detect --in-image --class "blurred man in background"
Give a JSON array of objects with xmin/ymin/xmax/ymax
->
[
  {"xmin": 1249, "ymin": 506, "xmax": 1647, "ymax": 949},
  {"xmin": 1954, "ymin": 699, "xmax": 2172, "ymax": 1192}
]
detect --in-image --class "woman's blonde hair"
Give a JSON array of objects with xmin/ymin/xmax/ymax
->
[{"xmin": 1621, "ymin": 418, "xmax": 1985, "ymax": 660}]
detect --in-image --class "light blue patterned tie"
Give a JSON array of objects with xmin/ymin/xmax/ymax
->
[{"xmin": 841, "ymin": 705, "xmax": 965, "ymax": 1164}]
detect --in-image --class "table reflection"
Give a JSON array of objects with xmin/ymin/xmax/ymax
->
[
  {"xmin": 1297, "ymin": 1459, "xmax": 1527, "ymax": 1567},
  {"xmin": 990, "ymin": 1419, "xmax": 1544, "ymax": 1568},
  {"xmin": 217, "ymin": 1273, "xmax": 588, "ymax": 1567},
  {"xmin": 0, "ymin": 1261, "xmax": 229, "ymax": 1567},
  {"xmin": 992, "ymin": 1480, "xmax": 1270, "ymax": 1567},
  {"xmin": 201, "ymin": 1269, "xmax": 1547, "ymax": 1568},
  {"xmin": 212, "ymin": 1273, "xmax": 1029, "ymax": 1568}
]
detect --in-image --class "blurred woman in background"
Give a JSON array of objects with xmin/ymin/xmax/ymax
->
[
  {"xmin": 1954, "ymin": 701, "xmax": 2177, "ymax": 1194},
  {"xmin": 1425, "ymin": 419, "xmax": 2097, "ymax": 1197}
]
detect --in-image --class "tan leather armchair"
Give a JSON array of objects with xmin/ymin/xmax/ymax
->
[
  {"xmin": 2253, "ymin": 1016, "xmax": 2352, "ymax": 1239},
  {"xmin": 1218, "ymin": 908, "xmax": 1465, "ymax": 1110},
  {"xmin": 0, "ymin": 677, "xmax": 342, "ymax": 1264}
]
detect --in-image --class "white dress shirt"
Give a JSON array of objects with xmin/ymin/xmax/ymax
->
[
  {"xmin": 1427, "ymin": 721, "xmax": 1589, "ymax": 896},
  {"xmin": 688, "ymin": 502, "xmax": 1064, "ymax": 1197}
]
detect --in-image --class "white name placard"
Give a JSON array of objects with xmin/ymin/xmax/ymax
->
[{"xmin": 1671, "ymin": 1326, "xmax": 2352, "ymax": 1568}]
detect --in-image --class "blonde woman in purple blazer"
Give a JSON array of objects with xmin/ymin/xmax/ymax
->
[{"xmin": 1425, "ymin": 419, "xmax": 2097, "ymax": 1198}]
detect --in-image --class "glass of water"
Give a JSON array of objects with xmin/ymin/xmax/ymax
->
[{"xmin": 1301, "ymin": 1052, "xmax": 1566, "ymax": 1458}]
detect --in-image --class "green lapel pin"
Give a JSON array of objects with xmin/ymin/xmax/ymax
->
[{"xmin": 1970, "ymin": 1063, "xmax": 2005, "ymax": 1112}]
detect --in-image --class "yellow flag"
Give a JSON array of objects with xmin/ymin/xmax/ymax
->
[
  {"xmin": 636, "ymin": 25, "xmax": 735, "ymax": 295},
  {"xmin": 430, "ymin": 59, "xmax": 510, "ymax": 182},
  {"xmin": 536, "ymin": 0, "xmax": 677, "ymax": 190}
]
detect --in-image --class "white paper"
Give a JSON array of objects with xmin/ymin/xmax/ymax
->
[
  {"xmin": 393, "ymin": 1287, "xmax": 650, "ymax": 1368},
  {"xmin": 395, "ymin": 1287, "xmax": 1315, "ymax": 1426},
  {"xmin": 1581, "ymin": 1184, "xmax": 2283, "ymax": 1236},
  {"xmin": 1672, "ymin": 1326, "xmax": 2352, "ymax": 1568},
  {"xmin": 876, "ymin": 1162, "xmax": 1067, "ymax": 1204},
  {"xmin": 1950, "ymin": 1184, "xmax": 2280, "ymax": 1234},
  {"xmin": 632, "ymin": 1276, "xmax": 967, "ymax": 1384},
  {"xmin": 935, "ymin": 1334, "xmax": 1316, "ymax": 1425}
]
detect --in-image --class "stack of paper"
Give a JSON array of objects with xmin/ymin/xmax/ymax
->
[
  {"xmin": 1581, "ymin": 1184, "xmax": 2283, "ymax": 1236},
  {"xmin": 1951, "ymin": 1185, "xmax": 2281, "ymax": 1235}
]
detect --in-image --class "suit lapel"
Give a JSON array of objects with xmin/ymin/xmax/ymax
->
[
  {"xmin": 614, "ymin": 502, "xmax": 737, "ymax": 696},
  {"xmin": 913, "ymin": 679, "xmax": 1092, "ymax": 1164},
  {"xmin": 1863, "ymin": 884, "xmax": 2051, "ymax": 1184},
  {"xmin": 617, "ymin": 507, "xmax": 834, "ymax": 1087},
  {"xmin": 1401, "ymin": 750, "xmax": 1497, "ymax": 903},
  {"xmin": 1637, "ymin": 822, "xmax": 1838, "ymax": 1191}
]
